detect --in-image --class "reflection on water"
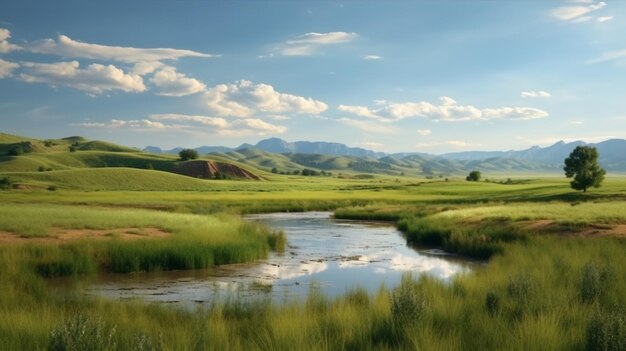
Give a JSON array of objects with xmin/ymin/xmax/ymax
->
[{"xmin": 81, "ymin": 212, "xmax": 474, "ymax": 306}]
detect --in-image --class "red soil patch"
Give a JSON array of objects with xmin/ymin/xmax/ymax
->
[
  {"xmin": 0, "ymin": 227, "xmax": 170, "ymax": 244},
  {"xmin": 174, "ymin": 160, "xmax": 260, "ymax": 180}
]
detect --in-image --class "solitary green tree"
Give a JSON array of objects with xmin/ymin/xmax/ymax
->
[
  {"xmin": 178, "ymin": 149, "xmax": 198, "ymax": 161},
  {"xmin": 466, "ymin": 170, "xmax": 481, "ymax": 182},
  {"xmin": 563, "ymin": 146, "xmax": 605, "ymax": 192}
]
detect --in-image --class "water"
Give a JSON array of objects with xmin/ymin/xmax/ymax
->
[{"xmin": 81, "ymin": 212, "xmax": 473, "ymax": 306}]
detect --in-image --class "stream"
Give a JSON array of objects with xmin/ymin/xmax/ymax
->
[{"xmin": 81, "ymin": 212, "xmax": 474, "ymax": 307}]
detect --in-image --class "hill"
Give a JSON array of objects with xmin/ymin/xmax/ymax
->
[{"xmin": 0, "ymin": 133, "xmax": 262, "ymax": 183}]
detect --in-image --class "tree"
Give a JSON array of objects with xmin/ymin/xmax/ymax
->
[
  {"xmin": 466, "ymin": 170, "xmax": 481, "ymax": 182},
  {"xmin": 564, "ymin": 146, "xmax": 605, "ymax": 192},
  {"xmin": 178, "ymin": 149, "xmax": 198, "ymax": 161},
  {"xmin": 271, "ymin": 167, "xmax": 278, "ymax": 174}
]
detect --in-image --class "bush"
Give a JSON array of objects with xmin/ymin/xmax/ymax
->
[
  {"xmin": 391, "ymin": 277, "xmax": 426, "ymax": 325},
  {"xmin": 178, "ymin": 149, "xmax": 198, "ymax": 161},
  {"xmin": 8, "ymin": 146, "xmax": 23, "ymax": 156},
  {"xmin": 48, "ymin": 314, "xmax": 117, "ymax": 351},
  {"xmin": 485, "ymin": 290, "xmax": 500, "ymax": 316},
  {"xmin": 0, "ymin": 177, "xmax": 12, "ymax": 190},
  {"xmin": 586, "ymin": 309, "xmax": 626, "ymax": 351},
  {"xmin": 580, "ymin": 262, "xmax": 608, "ymax": 304},
  {"xmin": 69, "ymin": 146, "xmax": 77, "ymax": 152}
]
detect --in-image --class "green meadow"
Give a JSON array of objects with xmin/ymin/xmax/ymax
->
[{"xmin": 0, "ymin": 139, "xmax": 625, "ymax": 349}]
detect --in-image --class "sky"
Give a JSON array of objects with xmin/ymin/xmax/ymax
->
[{"xmin": 0, "ymin": 0, "xmax": 625, "ymax": 154}]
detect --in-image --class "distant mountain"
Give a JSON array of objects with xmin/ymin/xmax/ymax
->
[
  {"xmin": 145, "ymin": 137, "xmax": 626, "ymax": 173},
  {"xmin": 442, "ymin": 139, "xmax": 626, "ymax": 171},
  {"xmin": 145, "ymin": 137, "xmax": 386, "ymax": 158},
  {"xmin": 253, "ymin": 138, "xmax": 386, "ymax": 158}
]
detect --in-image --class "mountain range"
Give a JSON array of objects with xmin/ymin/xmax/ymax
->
[{"xmin": 144, "ymin": 138, "xmax": 626, "ymax": 172}]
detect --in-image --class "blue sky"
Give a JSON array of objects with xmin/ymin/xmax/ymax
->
[{"xmin": 0, "ymin": 0, "xmax": 625, "ymax": 153}]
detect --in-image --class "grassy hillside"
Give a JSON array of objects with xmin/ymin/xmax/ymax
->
[{"xmin": 5, "ymin": 168, "xmax": 228, "ymax": 191}]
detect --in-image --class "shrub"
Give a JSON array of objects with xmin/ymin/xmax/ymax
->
[
  {"xmin": 485, "ymin": 290, "xmax": 500, "ymax": 316},
  {"xmin": 48, "ymin": 314, "xmax": 117, "ymax": 351},
  {"xmin": 0, "ymin": 177, "xmax": 12, "ymax": 190},
  {"xmin": 8, "ymin": 146, "xmax": 23, "ymax": 156},
  {"xmin": 586, "ymin": 309, "xmax": 626, "ymax": 351},
  {"xmin": 38, "ymin": 166, "xmax": 46, "ymax": 172},
  {"xmin": 580, "ymin": 262, "xmax": 607, "ymax": 304},
  {"xmin": 69, "ymin": 146, "xmax": 76, "ymax": 152},
  {"xmin": 391, "ymin": 277, "xmax": 426, "ymax": 325}
]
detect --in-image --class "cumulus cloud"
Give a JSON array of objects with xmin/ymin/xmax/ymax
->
[
  {"xmin": 0, "ymin": 28, "xmax": 20, "ymax": 53},
  {"xmin": 339, "ymin": 96, "xmax": 548, "ymax": 122},
  {"xmin": 521, "ymin": 90, "xmax": 551, "ymax": 98},
  {"xmin": 551, "ymin": 1, "xmax": 607, "ymax": 22},
  {"xmin": 0, "ymin": 58, "xmax": 19, "ymax": 78},
  {"xmin": 27, "ymin": 34, "xmax": 216, "ymax": 63},
  {"xmin": 73, "ymin": 113, "xmax": 288, "ymax": 137},
  {"xmin": 220, "ymin": 118, "xmax": 287, "ymax": 136},
  {"xmin": 204, "ymin": 80, "xmax": 328, "ymax": 117},
  {"xmin": 417, "ymin": 129, "xmax": 432, "ymax": 136},
  {"xmin": 149, "ymin": 113, "xmax": 228, "ymax": 128},
  {"xmin": 279, "ymin": 31, "xmax": 358, "ymax": 56},
  {"xmin": 357, "ymin": 141, "xmax": 384, "ymax": 148},
  {"xmin": 445, "ymin": 140, "xmax": 480, "ymax": 148},
  {"xmin": 338, "ymin": 118, "xmax": 395, "ymax": 134},
  {"xmin": 72, "ymin": 119, "xmax": 167, "ymax": 130},
  {"xmin": 19, "ymin": 61, "xmax": 146, "ymax": 94},
  {"xmin": 364, "ymin": 55, "xmax": 383, "ymax": 60},
  {"xmin": 150, "ymin": 66, "xmax": 206, "ymax": 96}
]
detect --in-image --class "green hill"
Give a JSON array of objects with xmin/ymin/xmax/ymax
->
[{"xmin": 7, "ymin": 168, "xmax": 224, "ymax": 191}]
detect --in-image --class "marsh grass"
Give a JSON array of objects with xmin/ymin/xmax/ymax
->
[
  {"xmin": 0, "ymin": 178, "xmax": 625, "ymax": 349},
  {"xmin": 0, "ymin": 203, "xmax": 278, "ymax": 276}
]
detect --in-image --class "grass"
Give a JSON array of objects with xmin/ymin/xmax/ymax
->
[
  {"xmin": 0, "ymin": 203, "xmax": 279, "ymax": 275},
  {"xmin": 0, "ymin": 172, "xmax": 625, "ymax": 349}
]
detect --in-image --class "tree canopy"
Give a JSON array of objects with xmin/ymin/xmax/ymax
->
[
  {"xmin": 466, "ymin": 170, "xmax": 481, "ymax": 182},
  {"xmin": 178, "ymin": 149, "xmax": 199, "ymax": 161},
  {"xmin": 563, "ymin": 146, "xmax": 605, "ymax": 192}
]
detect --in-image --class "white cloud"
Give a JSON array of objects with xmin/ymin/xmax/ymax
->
[
  {"xmin": 357, "ymin": 141, "xmax": 384, "ymax": 148},
  {"xmin": 551, "ymin": 1, "xmax": 607, "ymax": 21},
  {"xmin": 149, "ymin": 113, "xmax": 228, "ymax": 128},
  {"xmin": 0, "ymin": 28, "xmax": 20, "ymax": 53},
  {"xmin": 19, "ymin": 61, "xmax": 146, "ymax": 94},
  {"xmin": 150, "ymin": 66, "xmax": 206, "ymax": 96},
  {"xmin": 521, "ymin": 90, "xmax": 551, "ymax": 98},
  {"xmin": 417, "ymin": 129, "xmax": 432, "ymax": 136},
  {"xmin": 132, "ymin": 61, "xmax": 164, "ymax": 75},
  {"xmin": 597, "ymin": 16, "xmax": 613, "ymax": 22},
  {"xmin": 27, "ymin": 34, "xmax": 216, "ymax": 63},
  {"xmin": 73, "ymin": 114, "xmax": 287, "ymax": 137},
  {"xmin": 339, "ymin": 96, "xmax": 549, "ymax": 122},
  {"xmin": 204, "ymin": 80, "xmax": 328, "ymax": 117},
  {"xmin": 446, "ymin": 140, "xmax": 481, "ymax": 148},
  {"xmin": 570, "ymin": 120, "xmax": 584, "ymax": 125},
  {"xmin": 338, "ymin": 118, "xmax": 394, "ymax": 134},
  {"xmin": 0, "ymin": 58, "xmax": 19, "ymax": 78},
  {"xmin": 588, "ymin": 49, "xmax": 626, "ymax": 64},
  {"xmin": 222, "ymin": 118, "xmax": 287, "ymax": 136},
  {"xmin": 364, "ymin": 55, "xmax": 383, "ymax": 60},
  {"xmin": 279, "ymin": 31, "xmax": 358, "ymax": 56},
  {"xmin": 72, "ymin": 119, "xmax": 167, "ymax": 130}
]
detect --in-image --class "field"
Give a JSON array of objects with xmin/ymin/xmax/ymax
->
[{"xmin": 0, "ymin": 137, "xmax": 625, "ymax": 349}]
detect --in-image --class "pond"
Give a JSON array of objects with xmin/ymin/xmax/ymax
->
[{"xmin": 81, "ymin": 212, "xmax": 473, "ymax": 307}]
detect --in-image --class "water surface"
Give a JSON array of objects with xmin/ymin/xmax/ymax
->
[{"xmin": 83, "ymin": 212, "xmax": 472, "ymax": 306}]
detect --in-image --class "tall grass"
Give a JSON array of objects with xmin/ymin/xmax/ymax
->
[{"xmin": 1, "ymin": 236, "xmax": 623, "ymax": 350}]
